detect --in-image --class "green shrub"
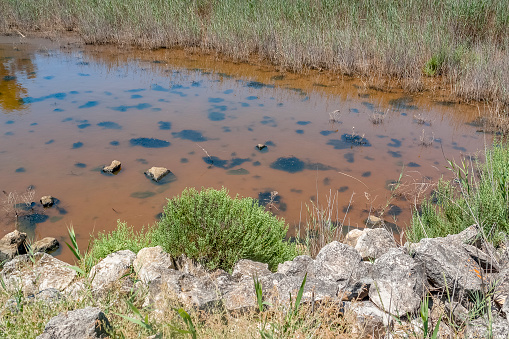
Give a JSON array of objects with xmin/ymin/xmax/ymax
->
[
  {"xmin": 87, "ymin": 220, "xmax": 153, "ymax": 265},
  {"xmin": 409, "ymin": 141, "xmax": 509, "ymax": 245},
  {"xmin": 152, "ymin": 187, "xmax": 299, "ymax": 271}
]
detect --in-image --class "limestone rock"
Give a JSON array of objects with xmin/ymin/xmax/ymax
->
[
  {"xmin": 134, "ymin": 246, "xmax": 175, "ymax": 282},
  {"xmin": 223, "ymin": 274, "xmax": 279, "ymax": 311},
  {"xmin": 369, "ymin": 248, "xmax": 425, "ymax": 316},
  {"xmin": 366, "ymin": 215, "xmax": 384, "ymax": 226},
  {"xmin": 344, "ymin": 229, "xmax": 364, "ymax": 248},
  {"xmin": 178, "ymin": 273, "xmax": 222, "ymax": 310},
  {"xmin": 355, "ymin": 228, "xmax": 398, "ymax": 260},
  {"xmin": 410, "ymin": 237, "xmax": 487, "ymax": 295},
  {"xmin": 145, "ymin": 167, "xmax": 170, "ymax": 182},
  {"xmin": 0, "ymin": 253, "xmax": 76, "ymax": 295},
  {"xmin": 232, "ymin": 259, "xmax": 271, "ymax": 281},
  {"xmin": 313, "ymin": 241, "xmax": 367, "ymax": 284},
  {"xmin": 275, "ymin": 275, "xmax": 337, "ymax": 304},
  {"xmin": 102, "ymin": 160, "xmax": 121, "ymax": 173},
  {"xmin": 32, "ymin": 237, "xmax": 59, "ymax": 253},
  {"xmin": 465, "ymin": 314, "xmax": 509, "ymax": 339},
  {"xmin": 36, "ymin": 307, "xmax": 110, "ymax": 339},
  {"xmin": 40, "ymin": 196, "xmax": 54, "ymax": 207},
  {"xmin": 345, "ymin": 301, "xmax": 388, "ymax": 337},
  {"xmin": 277, "ymin": 255, "xmax": 314, "ymax": 277},
  {"xmin": 89, "ymin": 250, "xmax": 135, "ymax": 293},
  {"xmin": 0, "ymin": 230, "xmax": 27, "ymax": 263}
]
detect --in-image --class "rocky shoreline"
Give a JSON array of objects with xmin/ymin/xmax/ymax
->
[{"xmin": 1, "ymin": 225, "xmax": 509, "ymax": 338}]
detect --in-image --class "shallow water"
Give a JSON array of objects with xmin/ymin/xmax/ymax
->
[{"xmin": 0, "ymin": 37, "xmax": 489, "ymax": 261}]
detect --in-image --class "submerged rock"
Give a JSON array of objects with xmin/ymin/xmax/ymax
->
[
  {"xmin": 40, "ymin": 196, "xmax": 54, "ymax": 207},
  {"xmin": 32, "ymin": 237, "xmax": 59, "ymax": 254},
  {"xmin": 145, "ymin": 167, "xmax": 170, "ymax": 182},
  {"xmin": 102, "ymin": 160, "xmax": 121, "ymax": 173},
  {"xmin": 256, "ymin": 143, "xmax": 267, "ymax": 150}
]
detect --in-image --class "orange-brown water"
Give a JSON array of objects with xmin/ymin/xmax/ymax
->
[{"xmin": 0, "ymin": 36, "xmax": 489, "ymax": 262}]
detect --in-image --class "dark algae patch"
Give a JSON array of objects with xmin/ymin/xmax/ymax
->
[
  {"xmin": 203, "ymin": 156, "xmax": 250, "ymax": 169},
  {"xmin": 15, "ymin": 167, "xmax": 26, "ymax": 173},
  {"xmin": 130, "ymin": 191, "xmax": 156, "ymax": 199},
  {"xmin": 172, "ymin": 130, "xmax": 207, "ymax": 142},
  {"xmin": 130, "ymin": 138, "xmax": 170, "ymax": 148},
  {"xmin": 98, "ymin": 121, "xmax": 122, "ymax": 129},
  {"xmin": 327, "ymin": 134, "xmax": 371, "ymax": 149},
  {"xmin": 74, "ymin": 162, "xmax": 87, "ymax": 168},
  {"xmin": 387, "ymin": 138, "xmax": 402, "ymax": 148},
  {"xmin": 110, "ymin": 141, "xmax": 119, "ymax": 146},
  {"xmin": 79, "ymin": 101, "xmax": 99, "ymax": 109},
  {"xmin": 208, "ymin": 112, "xmax": 225, "ymax": 121},
  {"xmin": 270, "ymin": 157, "xmax": 305, "ymax": 173},
  {"xmin": 158, "ymin": 121, "xmax": 172, "ymax": 130},
  {"xmin": 227, "ymin": 168, "xmax": 249, "ymax": 175},
  {"xmin": 72, "ymin": 142, "xmax": 83, "ymax": 149}
]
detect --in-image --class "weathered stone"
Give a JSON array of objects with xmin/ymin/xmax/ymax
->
[
  {"xmin": 0, "ymin": 230, "xmax": 27, "ymax": 263},
  {"xmin": 178, "ymin": 273, "xmax": 222, "ymax": 310},
  {"xmin": 275, "ymin": 275, "xmax": 337, "ymax": 304},
  {"xmin": 232, "ymin": 259, "xmax": 271, "ymax": 281},
  {"xmin": 410, "ymin": 237, "xmax": 486, "ymax": 295},
  {"xmin": 366, "ymin": 215, "xmax": 384, "ymax": 226},
  {"xmin": 313, "ymin": 241, "xmax": 367, "ymax": 284},
  {"xmin": 134, "ymin": 246, "xmax": 175, "ymax": 282},
  {"xmin": 344, "ymin": 229, "xmax": 365, "ymax": 248},
  {"xmin": 465, "ymin": 314, "xmax": 509, "ymax": 339},
  {"xmin": 102, "ymin": 160, "xmax": 121, "ymax": 173},
  {"xmin": 338, "ymin": 281, "xmax": 370, "ymax": 301},
  {"xmin": 495, "ymin": 267, "xmax": 509, "ymax": 310},
  {"xmin": 443, "ymin": 300, "xmax": 470, "ymax": 326},
  {"xmin": 0, "ymin": 253, "xmax": 76, "ymax": 295},
  {"xmin": 223, "ymin": 274, "xmax": 280, "ymax": 312},
  {"xmin": 36, "ymin": 307, "xmax": 110, "ymax": 339},
  {"xmin": 277, "ymin": 255, "xmax": 314, "ymax": 277},
  {"xmin": 345, "ymin": 301, "xmax": 389, "ymax": 336},
  {"xmin": 32, "ymin": 237, "xmax": 59, "ymax": 253},
  {"xmin": 33, "ymin": 288, "xmax": 64, "ymax": 304},
  {"xmin": 40, "ymin": 196, "xmax": 54, "ymax": 207},
  {"xmin": 369, "ymin": 248, "xmax": 425, "ymax": 316},
  {"xmin": 89, "ymin": 250, "xmax": 135, "ymax": 293},
  {"xmin": 503, "ymin": 296, "xmax": 509, "ymax": 322},
  {"xmin": 354, "ymin": 228, "xmax": 398, "ymax": 260},
  {"xmin": 144, "ymin": 166, "xmax": 170, "ymax": 182}
]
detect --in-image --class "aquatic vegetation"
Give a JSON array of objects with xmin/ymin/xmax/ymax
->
[
  {"xmin": 130, "ymin": 191, "xmax": 156, "ymax": 199},
  {"xmin": 74, "ymin": 162, "xmax": 87, "ymax": 168},
  {"xmin": 202, "ymin": 156, "xmax": 250, "ymax": 169},
  {"xmin": 15, "ymin": 167, "xmax": 25, "ymax": 173},
  {"xmin": 387, "ymin": 138, "xmax": 402, "ymax": 148},
  {"xmin": 72, "ymin": 142, "xmax": 84, "ymax": 149},
  {"xmin": 227, "ymin": 168, "xmax": 249, "ymax": 175},
  {"xmin": 208, "ymin": 111, "xmax": 225, "ymax": 121},
  {"xmin": 78, "ymin": 101, "xmax": 99, "ymax": 109},
  {"xmin": 172, "ymin": 129, "xmax": 207, "ymax": 142},
  {"xmin": 296, "ymin": 121, "xmax": 311, "ymax": 125},
  {"xmin": 344, "ymin": 153, "xmax": 354, "ymax": 163},
  {"xmin": 130, "ymin": 137, "xmax": 170, "ymax": 148},
  {"xmin": 97, "ymin": 121, "xmax": 122, "ymax": 129},
  {"xmin": 270, "ymin": 157, "xmax": 305, "ymax": 173}
]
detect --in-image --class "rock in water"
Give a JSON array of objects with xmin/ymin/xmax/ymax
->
[
  {"xmin": 145, "ymin": 167, "xmax": 170, "ymax": 182},
  {"xmin": 32, "ymin": 237, "xmax": 59, "ymax": 253},
  {"xmin": 102, "ymin": 160, "xmax": 121, "ymax": 173},
  {"xmin": 36, "ymin": 307, "xmax": 110, "ymax": 339},
  {"xmin": 40, "ymin": 196, "xmax": 54, "ymax": 207},
  {"xmin": 256, "ymin": 143, "xmax": 267, "ymax": 150}
]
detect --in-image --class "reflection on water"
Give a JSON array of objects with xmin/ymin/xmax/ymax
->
[{"xmin": 0, "ymin": 36, "xmax": 490, "ymax": 262}]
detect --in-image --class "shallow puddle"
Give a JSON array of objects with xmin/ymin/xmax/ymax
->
[{"xmin": 0, "ymin": 37, "xmax": 489, "ymax": 261}]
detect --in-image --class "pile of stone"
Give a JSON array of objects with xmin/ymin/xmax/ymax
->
[{"xmin": 1, "ymin": 225, "xmax": 509, "ymax": 338}]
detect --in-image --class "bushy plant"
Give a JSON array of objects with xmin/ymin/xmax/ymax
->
[
  {"xmin": 88, "ymin": 220, "xmax": 153, "ymax": 265},
  {"xmin": 409, "ymin": 140, "xmax": 509, "ymax": 244},
  {"xmin": 152, "ymin": 187, "xmax": 299, "ymax": 271}
]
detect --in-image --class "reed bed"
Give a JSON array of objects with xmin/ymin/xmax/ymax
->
[{"xmin": 1, "ymin": 0, "xmax": 509, "ymax": 105}]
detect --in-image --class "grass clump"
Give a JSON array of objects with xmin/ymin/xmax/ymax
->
[
  {"xmin": 87, "ymin": 220, "xmax": 153, "ymax": 265},
  {"xmin": 152, "ymin": 187, "xmax": 299, "ymax": 271},
  {"xmin": 409, "ymin": 140, "xmax": 509, "ymax": 245}
]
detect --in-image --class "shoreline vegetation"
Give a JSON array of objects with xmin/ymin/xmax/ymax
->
[{"xmin": 1, "ymin": 0, "xmax": 509, "ymax": 109}]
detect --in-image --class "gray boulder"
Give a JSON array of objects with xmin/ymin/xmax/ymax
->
[
  {"xmin": 89, "ymin": 250, "xmax": 135, "ymax": 293},
  {"xmin": 36, "ymin": 307, "xmax": 110, "ymax": 339},
  {"xmin": 465, "ymin": 314, "xmax": 509, "ymax": 339},
  {"xmin": 410, "ymin": 237, "xmax": 486, "ymax": 295},
  {"xmin": 1, "ymin": 253, "xmax": 76, "ymax": 295},
  {"xmin": 32, "ymin": 237, "xmax": 59, "ymax": 253},
  {"xmin": 0, "ymin": 230, "xmax": 27, "ymax": 263},
  {"xmin": 275, "ymin": 276, "xmax": 337, "ymax": 304},
  {"xmin": 134, "ymin": 246, "xmax": 175, "ymax": 284},
  {"xmin": 277, "ymin": 255, "xmax": 314, "ymax": 277},
  {"xmin": 314, "ymin": 241, "xmax": 368, "ymax": 284},
  {"xmin": 178, "ymin": 273, "xmax": 222, "ymax": 311},
  {"xmin": 232, "ymin": 259, "xmax": 271, "ymax": 281},
  {"xmin": 345, "ymin": 300, "xmax": 390, "ymax": 336},
  {"xmin": 369, "ymin": 249, "xmax": 425, "ymax": 316},
  {"xmin": 354, "ymin": 228, "xmax": 398, "ymax": 260}
]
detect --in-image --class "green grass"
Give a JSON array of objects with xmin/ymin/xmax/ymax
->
[
  {"xmin": 408, "ymin": 140, "xmax": 509, "ymax": 245},
  {"xmin": 2, "ymin": 0, "xmax": 509, "ymax": 104},
  {"xmin": 152, "ymin": 187, "xmax": 299, "ymax": 272}
]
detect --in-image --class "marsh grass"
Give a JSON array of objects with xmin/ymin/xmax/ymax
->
[
  {"xmin": 2, "ymin": 0, "xmax": 509, "ymax": 105},
  {"xmin": 408, "ymin": 140, "xmax": 509, "ymax": 245}
]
